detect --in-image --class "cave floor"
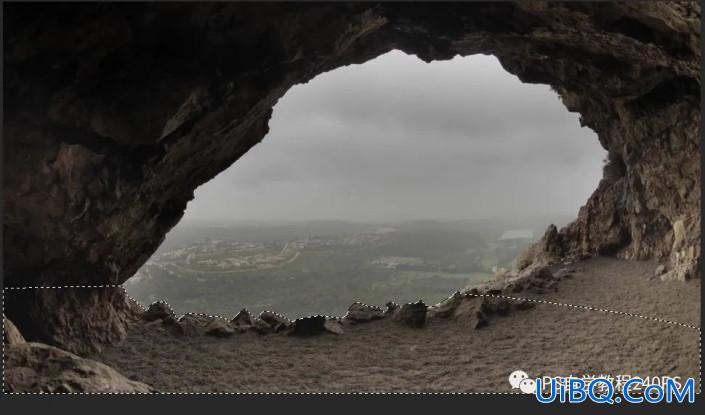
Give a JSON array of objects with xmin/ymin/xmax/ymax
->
[{"xmin": 94, "ymin": 257, "xmax": 700, "ymax": 393}]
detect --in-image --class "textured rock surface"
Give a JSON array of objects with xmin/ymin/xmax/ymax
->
[
  {"xmin": 291, "ymin": 316, "xmax": 326, "ymax": 336},
  {"xmin": 343, "ymin": 302, "xmax": 386, "ymax": 323},
  {"xmin": 4, "ymin": 314, "xmax": 26, "ymax": 345},
  {"xmin": 3, "ymin": 2, "xmax": 700, "ymax": 352},
  {"xmin": 142, "ymin": 301, "xmax": 175, "ymax": 322},
  {"xmin": 3, "ymin": 287, "xmax": 136, "ymax": 354},
  {"xmin": 259, "ymin": 311, "xmax": 292, "ymax": 333},
  {"xmin": 170, "ymin": 314, "xmax": 215, "ymax": 337},
  {"xmin": 4, "ymin": 341, "xmax": 154, "ymax": 393},
  {"xmin": 392, "ymin": 301, "xmax": 428, "ymax": 328}
]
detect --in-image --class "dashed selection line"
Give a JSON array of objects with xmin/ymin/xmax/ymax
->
[
  {"xmin": 3, "ymin": 285, "xmax": 124, "ymax": 290},
  {"xmin": 2, "ymin": 283, "xmax": 701, "ymax": 395},
  {"xmin": 463, "ymin": 292, "xmax": 701, "ymax": 331},
  {"xmin": 2, "ymin": 284, "xmax": 700, "ymax": 330}
]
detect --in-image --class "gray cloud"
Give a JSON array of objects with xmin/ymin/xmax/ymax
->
[{"xmin": 183, "ymin": 51, "xmax": 607, "ymax": 223}]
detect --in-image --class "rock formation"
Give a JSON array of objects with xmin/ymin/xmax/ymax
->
[
  {"xmin": 4, "ymin": 314, "xmax": 26, "ymax": 345},
  {"xmin": 291, "ymin": 315, "xmax": 345, "ymax": 336},
  {"xmin": 392, "ymin": 301, "xmax": 428, "ymax": 328},
  {"xmin": 3, "ymin": 2, "xmax": 700, "ymax": 352},
  {"xmin": 343, "ymin": 302, "xmax": 386, "ymax": 323},
  {"xmin": 4, "ymin": 342, "xmax": 155, "ymax": 393},
  {"xmin": 259, "ymin": 311, "xmax": 293, "ymax": 333},
  {"xmin": 142, "ymin": 301, "xmax": 175, "ymax": 322},
  {"xmin": 3, "ymin": 315, "xmax": 153, "ymax": 393}
]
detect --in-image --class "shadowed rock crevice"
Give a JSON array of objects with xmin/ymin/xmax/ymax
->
[{"xmin": 3, "ymin": 2, "xmax": 700, "ymax": 353}]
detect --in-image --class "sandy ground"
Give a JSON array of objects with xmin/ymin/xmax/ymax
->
[{"xmin": 95, "ymin": 257, "xmax": 700, "ymax": 393}]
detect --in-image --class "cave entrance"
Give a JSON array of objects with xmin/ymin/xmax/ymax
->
[{"xmin": 124, "ymin": 50, "xmax": 607, "ymax": 319}]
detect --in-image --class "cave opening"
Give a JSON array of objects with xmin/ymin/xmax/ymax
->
[
  {"xmin": 123, "ymin": 50, "xmax": 607, "ymax": 319},
  {"xmin": 4, "ymin": 3, "xmax": 700, "ymax": 391}
]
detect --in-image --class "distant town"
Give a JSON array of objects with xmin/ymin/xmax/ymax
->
[{"xmin": 125, "ymin": 221, "xmax": 545, "ymax": 318}]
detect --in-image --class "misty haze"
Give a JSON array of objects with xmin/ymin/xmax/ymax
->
[{"xmin": 125, "ymin": 51, "xmax": 607, "ymax": 318}]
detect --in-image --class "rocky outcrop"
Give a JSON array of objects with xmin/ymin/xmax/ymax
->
[
  {"xmin": 4, "ymin": 342, "xmax": 154, "ymax": 393},
  {"xmin": 231, "ymin": 309, "xmax": 256, "ymax": 327},
  {"xmin": 142, "ymin": 301, "xmax": 175, "ymax": 322},
  {"xmin": 259, "ymin": 311, "xmax": 292, "ymax": 333},
  {"xmin": 169, "ymin": 314, "xmax": 202, "ymax": 336},
  {"xmin": 342, "ymin": 303, "xmax": 385, "ymax": 323},
  {"xmin": 291, "ymin": 316, "xmax": 345, "ymax": 336},
  {"xmin": 427, "ymin": 265, "xmax": 576, "ymax": 328},
  {"xmin": 4, "ymin": 314, "xmax": 26, "ymax": 345},
  {"xmin": 392, "ymin": 301, "xmax": 428, "ymax": 328},
  {"xmin": 4, "ymin": 2, "xmax": 700, "ymax": 352},
  {"xmin": 3, "ymin": 287, "xmax": 137, "ymax": 355}
]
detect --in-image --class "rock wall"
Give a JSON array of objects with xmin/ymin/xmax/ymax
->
[{"xmin": 3, "ymin": 2, "xmax": 700, "ymax": 352}]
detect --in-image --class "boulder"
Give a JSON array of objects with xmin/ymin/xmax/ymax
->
[
  {"xmin": 4, "ymin": 342, "xmax": 154, "ymax": 393},
  {"xmin": 142, "ymin": 301, "xmax": 174, "ymax": 322},
  {"xmin": 323, "ymin": 319, "xmax": 344, "ymax": 335},
  {"xmin": 205, "ymin": 319, "xmax": 235, "ymax": 338},
  {"xmin": 343, "ymin": 302, "xmax": 385, "ymax": 323},
  {"xmin": 231, "ymin": 308, "xmax": 255, "ymax": 327},
  {"xmin": 171, "ymin": 314, "xmax": 213, "ymax": 336},
  {"xmin": 291, "ymin": 315, "xmax": 327, "ymax": 336},
  {"xmin": 259, "ymin": 311, "xmax": 292, "ymax": 332},
  {"xmin": 4, "ymin": 314, "xmax": 25, "ymax": 345},
  {"xmin": 384, "ymin": 301, "xmax": 399, "ymax": 315},
  {"xmin": 428, "ymin": 291, "xmax": 463, "ymax": 319},
  {"xmin": 249, "ymin": 318, "xmax": 275, "ymax": 335},
  {"xmin": 438, "ymin": 294, "xmax": 525, "ymax": 329},
  {"xmin": 393, "ymin": 301, "xmax": 427, "ymax": 328}
]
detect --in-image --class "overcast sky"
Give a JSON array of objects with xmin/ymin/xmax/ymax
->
[{"xmin": 182, "ymin": 51, "xmax": 606, "ymax": 223}]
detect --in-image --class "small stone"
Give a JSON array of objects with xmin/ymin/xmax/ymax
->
[
  {"xmin": 342, "ymin": 303, "xmax": 385, "ymax": 323},
  {"xmin": 393, "ymin": 301, "xmax": 427, "ymax": 328},
  {"xmin": 231, "ymin": 309, "xmax": 255, "ymax": 328},
  {"xmin": 142, "ymin": 302, "xmax": 174, "ymax": 322},
  {"xmin": 323, "ymin": 319, "xmax": 344, "ymax": 335},
  {"xmin": 291, "ymin": 315, "xmax": 326, "ymax": 336},
  {"xmin": 384, "ymin": 301, "xmax": 399, "ymax": 315},
  {"xmin": 171, "ymin": 314, "xmax": 210, "ymax": 336},
  {"xmin": 259, "ymin": 311, "xmax": 292, "ymax": 332},
  {"xmin": 249, "ymin": 318, "xmax": 274, "ymax": 334}
]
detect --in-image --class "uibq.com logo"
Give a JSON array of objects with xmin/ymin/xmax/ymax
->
[{"xmin": 509, "ymin": 370, "xmax": 696, "ymax": 404}]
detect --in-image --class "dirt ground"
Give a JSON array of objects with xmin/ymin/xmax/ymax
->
[{"xmin": 95, "ymin": 257, "xmax": 701, "ymax": 393}]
